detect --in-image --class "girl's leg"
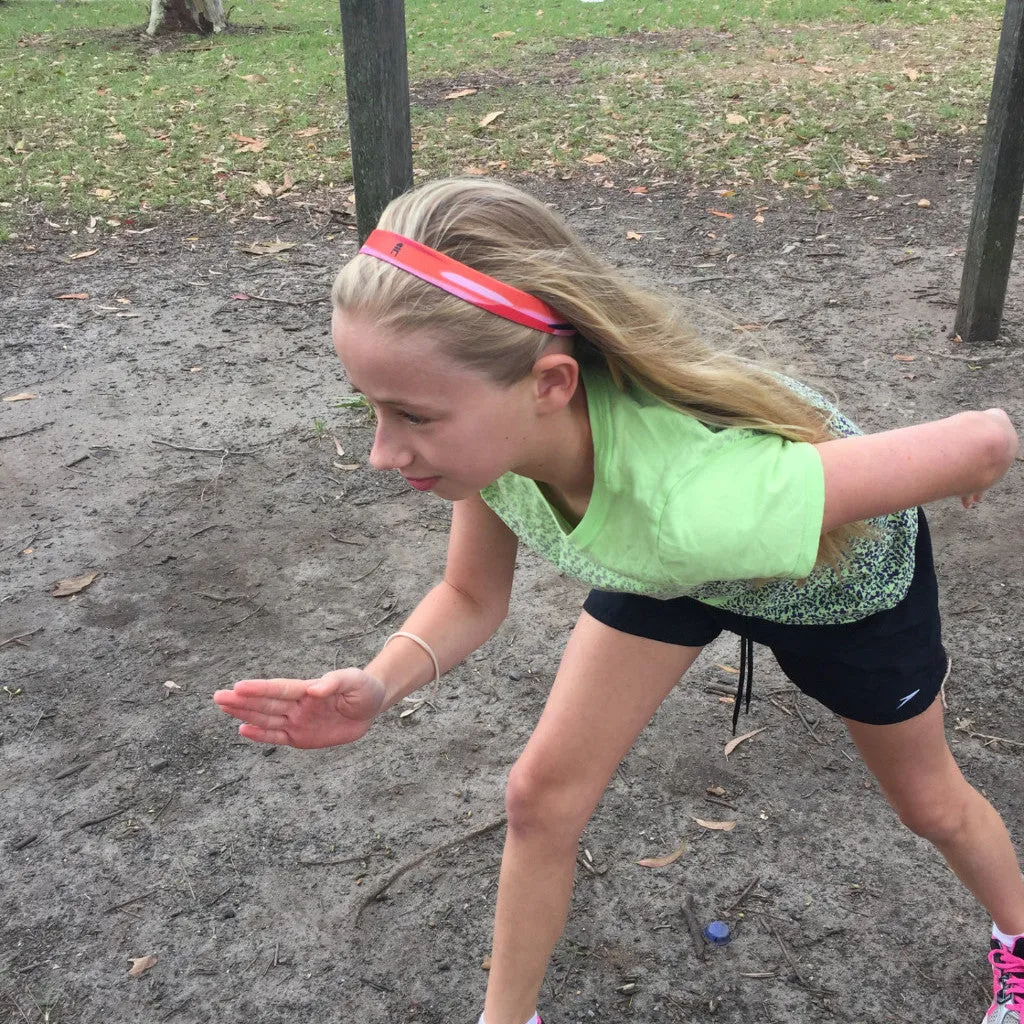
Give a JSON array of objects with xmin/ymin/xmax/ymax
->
[
  {"xmin": 483, "ymin": 611, "xmax": 703, "ymax": 1024},
  {"xmin": 843, "ymin": 698, "xmax": 1024, "ymax": 933}
]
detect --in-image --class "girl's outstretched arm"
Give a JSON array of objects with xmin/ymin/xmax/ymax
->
[
  {"xmin": 816, "ymin": 408, "xmax": 1019, "ymax": 533},
  {"xmin": 213, "ymin": 495, "xmax": 518, "ymax": 747}
]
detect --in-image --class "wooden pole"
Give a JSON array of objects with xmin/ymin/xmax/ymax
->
[
  {"xmin": 338, "ymin": 0, "xmax": 414, "ymax": 244},
  {"xmin": 955, "ymin": 0, "xmax": 1024, "ymax": 344}
]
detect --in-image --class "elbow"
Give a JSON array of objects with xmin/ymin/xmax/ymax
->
[{"xmin": 974, "ymin": 409, "xmax": 1019, "ymax": 489}]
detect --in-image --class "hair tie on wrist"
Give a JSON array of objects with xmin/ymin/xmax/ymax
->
[{"xmin": 384, "ymin": 631, "xmax": 440, "ymax": 686}]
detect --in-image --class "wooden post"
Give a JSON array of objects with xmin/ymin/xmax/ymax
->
[
  {"xmin": 955, "ymin": 0, "xmax": 1024, "ymax": 344},
  {"xmin": 338, "ymin": 0, "xmax": 414, "ymax": 243}
]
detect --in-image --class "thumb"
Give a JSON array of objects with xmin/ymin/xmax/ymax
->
[{"xmin": 307, "ymin": 667, "xmax": 364, "ymax": 699}]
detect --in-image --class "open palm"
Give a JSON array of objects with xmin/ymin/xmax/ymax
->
[{"xmin": 213, "ymin": 669, "xmax": 386, "ymax": 748}]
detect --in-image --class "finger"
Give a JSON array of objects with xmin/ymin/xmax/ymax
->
[
  {"xmin": 238, "ymin": 723, "xmax": 291, "ymax": 745},
  {"xmin": 218, "ymin": 705, "xmax": 288, "ymax": 730},
  {"xmin": 213, "ymin": 694, "xmax": 301, "ymax": 718},
  {"xmin": 228, "ymin": 678, "xmax": 315, "ymax": 701}
]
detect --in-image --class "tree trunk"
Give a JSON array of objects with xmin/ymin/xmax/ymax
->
[{"xmin": 147, "ymin": 0, "xmax": 226, "ymax": 36}]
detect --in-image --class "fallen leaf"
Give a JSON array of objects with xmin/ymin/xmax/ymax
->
[
  {"xmin": 917, "ymin": 198, "xmax": 932, "ymax": 208},
  {"xmin": 638, "ymin": 841, "xmax": 687, "ymax": 868},
  {"xmin": 241, "ymin": 73, "xmax": 268, "ymax": 83},
  {"xmin": 333, "ymin": 462, "xmax": 361, "ymax": 471},
  {"xmin": 811, "ymin": 64, "xmax": 833, "ymax": 74},
  {"xmin": 693, "ymin": 817, "xmax": 737, "ymax": 831},
  {"xmin": 583, "ymin": 153, "xmax": 608, "ymax": 164},
  {"xmin": 478, "ymin": 110, "xmax": 505, "ymax": 129},
  {"xmin": 331, "ymin": 435, "xmax": 345, "ymax": 457},
  {"xmin": 713, "ymin": 663, "xmax": 739, "ymax": 675},
  {"xmin": 903, "ymin": 67, "xmax": 920, "ymax": 81},
  {"xmin": 725, "ymin": 112, "xmax": 747, "ymax": 125},
  {"xmin": 275, "ymin": 171, "xmax": 295, "ymax": 196},
  {"xmin": 232, "ymin": 293, "xmax": 250, "ymax": 300},
  {"xmin": 163, "ymin": 681, "xmax": 182, "ymax": 691},
  {"xmin": 724, "ymin": 726, "xmax": 766, "ymax": 758},
  {"xmin": 445, "ymin": 88, "xmax": 479, "ymax": 99},
  {"xmin": 230, "ymin": 133, "xmax": 268, "ymax": 153},
  {"xmin": 709, "ymin": 209, "xmax": 734, "ymax": 219},
  {"xmin": 3, "ymin": 392, "xmax": 36, "ymax": 402},
  {"xmin": 893, "ymin": 354, "xmax": 917, "ymax": 362},
  {"xmin": 895, "ymin": 153, "xmax": 926, "ymax": 164},
  {"xmin": 481, "ymin": 956, "xmax": 492, "ymax": 969},
  {"xmin": 238, "ymin": 240, "xmax": 296, "ymax": 256},
  {"xmin": 706, "ymin": 785, "xmax": 727, "ymax": 797},
  {"xmin": 753, "ymin": 213, "xmax": 765, "ymax": 224},
  {"xmin": 492, "ymin": 29, "xmax": 515, "ymax": 38},
  {"xmin": 252, "ymin": 180, "xmax": 274, "ymax": 198},
  {"xmin": 127, "ymin": 955, "xmax": 158, "ymax": 977},
  {"xmin": 56, "ymin": 293, "xmax": 89, "ymax": 300},
  {"xmin": 731, "ymin": 323, "xmax": 764, "ymax": 331},
  {"xmin": 627, "ymin": 185, "xmax": 648, "ymax": 194},
  {"xmin": 52, "ymin": 571, "xmax": 99, "ymax": 598},
  {"xmin": 92, "ymin": 188, "xmax": 113, "ymax": 199},
  {"xmin": 626, "ymin": 230, "xmax": 643, "ymax": 241},
  {"xmin": 463, "ymin": 165, "xmax": 489, "ymax": 176},
  {"xmin": 69, "ymin": 249, "xmax": 99, "ymax": 260},
  {"xmin": 293, "ymin": 126, "xmax": 320, "ymax": 138}
]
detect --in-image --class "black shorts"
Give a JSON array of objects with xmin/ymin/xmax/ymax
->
[{"xmin": 582, "ymin": 508, "xmax": 948, "ymax": 726}]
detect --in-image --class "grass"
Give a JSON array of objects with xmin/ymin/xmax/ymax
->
[{"xmin": 0, "ymin": 0, "xmax": 1006, "ymax": 232}]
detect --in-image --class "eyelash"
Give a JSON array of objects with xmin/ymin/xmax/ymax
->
[{"xmin": 398, "ymin": 410, "xmax": 428, "ymax": 426}]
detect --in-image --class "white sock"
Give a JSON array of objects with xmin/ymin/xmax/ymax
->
[
  {"xmin": 478, "ymin": 1015, "xmax": 540, "ymax": 1024},
  {"xmin": 992, "ymin": 922, "xmax": 1024, "ymax": 946}
]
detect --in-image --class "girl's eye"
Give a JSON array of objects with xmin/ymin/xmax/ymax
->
[{"xmin": 399, "ymin": 410, "xmax": 428, "ymax": 426}]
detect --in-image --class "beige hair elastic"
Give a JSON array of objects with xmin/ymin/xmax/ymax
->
[{"xmin": 384, "ymin": 630, "xmax": 440, "ymax": 687}]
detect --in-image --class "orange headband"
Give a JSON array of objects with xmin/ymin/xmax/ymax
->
[{"xmin": 359, "ymin": 229, "xmax": 576, "ymax": 337}]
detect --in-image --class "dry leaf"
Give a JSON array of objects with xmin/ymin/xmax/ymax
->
[
  {"xmin": 732, "ymin": 323, "xmax": 764, "ymax": 331},
  {"xmin": 163, "ymin": 681, "xmax": 182, "ymax": 691},
  {"xmin": 638, "ymin": 841, "xmax": 687, "ymax": 868},
  {"xmin": 333, "ymin": 462, "xmax": 360, "ymax": 471},
  {"xmin": 724, "ymin": 726, "xmax": 766, "ymax": 758},
  {"xmin": 626, "ymin": 230, "xmax": 643, "ymax": 241},
  {"xmin": 463, "ymin": 165, "xmax": 489, "ymax": 176},
  {"xmin": 238, "ymin": 240, "xmax": 296, "ymax": 256},
  {"xmin": 128, "ymin": 955, "xmax": 158, "ymax": 977},
  {"xmin": 52, "ymin": 571, "xmax": 99, "ymax": 597},
  {"xmin": 230, "ymin": 133, "xmax": 268, "ymax": 153},
  {"xmin": 725, "ymin": 112, "xmax": 747, "ymax": 125},
  {"xmin": 445, "ymin": 88, "xmax": 479, "ymax": 99},
  {"xmin": 903, "ymin": 67, "xmax": 920, "ymax": 81},
  {"xmin": 811, "ymin": 65, "xmax": 833, "ymax": 74},
  {"xmin": 693, "ymin": 817, "xmax": 737, "ymax": 831},
  {"xmin": 893, "ymin": 354, "xmax": 917, "ymax": 362},
  {"xmin": 917, "ymin": 199, "xmax": 932, "ymax": 208},
  {"xmin": 896, "ymin": 153, "xmax": 926, "ymax": 164},
  {"xmin": 706, "ymin": 785, "xmax": 727, "ymax": 797},
  {"xmin": 492, "ymin": 29, "xmax": 515, "ymax": 38},
  {"xmin": 253, "ymin": 180, "xmax": 275, "ymax": 198},
  {"xmin": 92, "ymin": 188, "xmax": 114, "ymax": 199},
  {"xmin": 3, "ymin": 392, "xmax": 36, "ymax": 402},
  {"xmin": 56, "ymin": 293, "xmax": 89, "ymax": 300},
  {"xmin": 293, "ymin": 126, "xmax": 320, "ymax": 138},
  {"xmin": 478, "ymin": 110, "xmax": 505, "ymax": 129},
  {"xmin": 481, "ymin": 956, "xmax": 492, "ymax": 969},
  {"xmin": 713, "ymin": 663, "xmax": 739, "ymax": 674},
  {"xmin": 583, "ymin": 153, "xmax": 608, "ymax": 164},
  {"xmin": 69, "ymin": 249, "xmax": 99, "ymax": 260},
  {"xmin": 709, "ymin": 209, "xmax": 734, "ymax": 219},
  {"xmin": 242, "ymin": 73, "xmax": 268, "ymax": 83},
  {"xmin": 275, "ymin": 171, "xmax": 295, "ymax": 196},
  {"xmin": 627, "ymin": 185, "xmax": 648, "ymax": 194},
  {"xmin": 753, "ymin": 213, "xmax": 765, "ymax": 224}
]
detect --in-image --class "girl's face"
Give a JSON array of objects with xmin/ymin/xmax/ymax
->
[{"xmin": 332, "ymin": 312, "xmax": 537, "ymax": 501}]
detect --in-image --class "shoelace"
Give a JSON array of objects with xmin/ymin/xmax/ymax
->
[
  {"xmin": 990, "ymin": 943, "xmax": 1024, "ymax": 1002},
  {"xmin": 731, "ymin": 636, "xmax": 754, "ymax": 735}
]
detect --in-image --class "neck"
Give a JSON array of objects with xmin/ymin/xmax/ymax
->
[{"xmin": 515, "ymin": 382, "xmax": 594, "ymax": 518}]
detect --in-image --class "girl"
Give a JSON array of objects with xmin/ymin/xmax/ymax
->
[{"xmin": 213, "ymin": 178, "xmax": 1023, "ymax": 1024}]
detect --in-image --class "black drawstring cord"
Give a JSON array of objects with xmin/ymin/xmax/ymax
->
[{"xmin": 731, "ymin": 636, "xmax": 754, "ymax": 735}]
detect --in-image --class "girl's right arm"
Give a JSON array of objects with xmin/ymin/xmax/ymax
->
[{"xmin": 212, "ymin": 495, "xmax": 518, "ymax": 748}]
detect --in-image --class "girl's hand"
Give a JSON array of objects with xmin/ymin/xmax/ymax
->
[{"xmin": 212, "ymin": 669, "xmax": 386, "ymax": 748}]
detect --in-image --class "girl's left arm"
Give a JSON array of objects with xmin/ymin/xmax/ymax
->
[{"xmin": 816, "ymin": 408, "xmax": 1019, "ymax": 533}]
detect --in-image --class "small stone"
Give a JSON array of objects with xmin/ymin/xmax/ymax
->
[
  {"xmin": 220, "ymin": 907, "xmax": 235, "ymax": 919},
  {"xmin": 507, "ymin": 670, "xmax": 522, "ymax": 680},
  {"xmin": 149, "ymin": 759, "xmax": 170, "ymax": 772}
]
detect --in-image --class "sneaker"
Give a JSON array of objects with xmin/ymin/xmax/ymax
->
[{"xmin": 984, "ymin": 936, "xmax": 1024, "ymax": 1023}]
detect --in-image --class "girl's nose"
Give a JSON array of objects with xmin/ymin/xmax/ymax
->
[{"xmin": 368, "ymin": 422, "xmax": 412, "ymax": 471}]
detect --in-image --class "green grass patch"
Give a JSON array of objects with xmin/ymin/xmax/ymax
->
[{"xmin": 0, "ymin": 0, "xmax": 1005, "ymax": 230}]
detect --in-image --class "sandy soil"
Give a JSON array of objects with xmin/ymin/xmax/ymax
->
[{"xmin": 2, "ymin": 148, "xmax": 1022, "ymax": 1024}]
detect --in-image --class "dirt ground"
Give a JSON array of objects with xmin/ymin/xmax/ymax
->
[{"xmin": 2, "ymin": 145, "xmax": 1022, "ymax": 1024}]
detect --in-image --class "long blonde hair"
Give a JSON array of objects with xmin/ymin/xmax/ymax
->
[{"xmin": 332, "ymin": 177, "xmax": 859, "ymax": 567}]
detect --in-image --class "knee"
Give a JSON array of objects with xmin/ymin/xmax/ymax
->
[
  {"xmin": 504, "ymin": 756, "xmax": 590, "ymax": 845},
  {"xmin": 892, "ymin": 790, "xmax": 969, "ymax": 846}
]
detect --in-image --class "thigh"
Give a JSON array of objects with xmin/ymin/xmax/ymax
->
[
  {"xmin": 842, "ymin": 698, "xmax": 963, "ymax": 810},
  {"xmin": 517, "ymin": 610, "xmax": 703, "ymax": 816}
]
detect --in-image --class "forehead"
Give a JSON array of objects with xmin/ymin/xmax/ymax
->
[{"xmin": 331, "ymin": 310, "xmax": 489, "ymax": 405}]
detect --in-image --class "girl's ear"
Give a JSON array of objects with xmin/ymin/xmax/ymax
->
[{"xmin": 530, "ymin": 352, "xmax": 579, "ymax": 414}]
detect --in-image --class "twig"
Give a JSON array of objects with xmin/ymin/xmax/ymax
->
[
  {"xmin": 53, "ymin": 761, "xmax": 92, "ymax": 781},
  {"xmin": 105, "ymin": 887, "xmax": 163, "ymax": 913},
  {"xmin": 354, "ymin": 816, "xmax": 507, "ymax": 925},
  {"xmin": 681, "ymin": 894, "xmax": 707, "ymax": 962},
  {"xmin": 704, "ymin": 796, "xmax": 738, "ymax": 811},
  {"xmin": 218, "ymin": 605, "xmax": 266, "ymax": 634},
  {"xmin": 924, "ymin": 348, "xmax": 1018, "ymax": 365},
  {"xmin": 350, "ymin": 557, "xmax": 385, "ymax": 583},
  {"xmin": 0, "ymin": 422, "xmax": 53, "ymax": 442},
  {"xmin": 248, "ymin": 293, "xmax": 326, "ymax": 306},
  {"xmin": 13, "ymin": 835, "xmax": 38, "ymax": 851},
  {"xmin": 298, "ymin": 853, "xmax": 375, "ymax": 867},
  {"xmin": 328, "ymin": 532, "xmax": 365, "ymax": 546},
  {"xmin": 73, "ymin": 805, "xmax": 131, "ymax": 830},
  {"xmin": 209, "ymin": 774, "xmax": 246, "ymax": 793},
  {"xmin": 0, "ymin": 628, "xmax": 42, "ymax": 650},
  {"xmin": 765, "ymin": 919, "xmax": 806, "ymax": 985},
  {"xmin": 151, "ymin": 438, "xmax": 261, "ymax": 456},
  {"xmin": 793, "ymin": 700, "xmax": 823, "ymax": 745},
  {"xmin": 961, "ymin": 729, "xmax": 1024, "ymax": 749},
  {"xmin": 724, "ymin": 875, "xmax": 761, "ymax": 916}
]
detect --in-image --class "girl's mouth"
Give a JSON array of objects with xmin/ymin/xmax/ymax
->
[{"xmin": 403, "ymin": 475, "xmax": 440, "ymax": 492}]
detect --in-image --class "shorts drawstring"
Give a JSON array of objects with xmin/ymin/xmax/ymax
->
[{"xmin": 732, "ymin": 636, "xmax": 754, "ymax": 735}]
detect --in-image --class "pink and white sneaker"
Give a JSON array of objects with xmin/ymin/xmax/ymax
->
[{"xmin": 984, "ymin": 936, "xmax": 1024, "ymax": 1023}]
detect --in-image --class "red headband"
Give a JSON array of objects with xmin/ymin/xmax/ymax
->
[{"xmin": 358, "ymin": 229, "xmax": 576, "ymax": 337}]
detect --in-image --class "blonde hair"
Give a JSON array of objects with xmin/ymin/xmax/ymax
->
[{"xmin": 332, "ymin": 178, "xmax": 860, "ymax": 568}]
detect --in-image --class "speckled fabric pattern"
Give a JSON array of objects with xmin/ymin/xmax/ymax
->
[{"xmin": 480, "ymin": 369, "xmax": 918, "ymax": 626}]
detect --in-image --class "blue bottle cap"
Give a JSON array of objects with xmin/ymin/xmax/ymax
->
[{"xmin": 703, "ymin": 920, "xmax": 731, "ymax": 944}]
